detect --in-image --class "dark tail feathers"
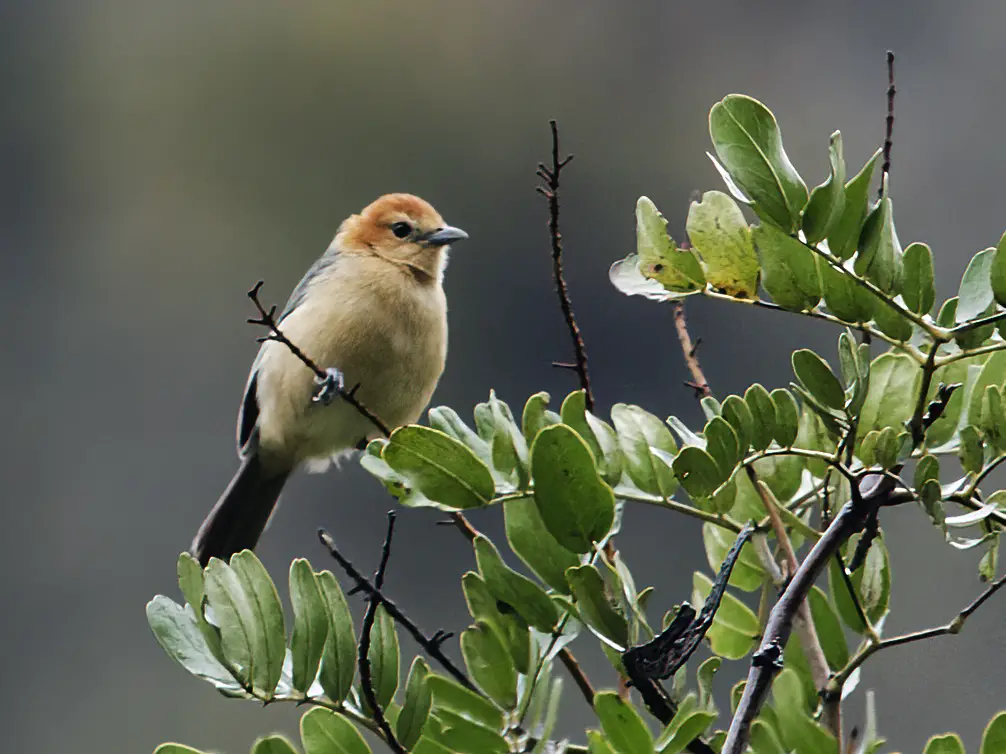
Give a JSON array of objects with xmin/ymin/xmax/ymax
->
[{"xmin": 191, "ymin": 454, "xmax": 290, "ymax": 566}]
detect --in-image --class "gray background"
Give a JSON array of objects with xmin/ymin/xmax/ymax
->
[{"xmin": 3, "ymin": 1, "xmax": 1004, "ymax": 752}]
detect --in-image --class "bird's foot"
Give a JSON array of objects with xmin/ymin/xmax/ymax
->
[{"xmin": 313, "ymin": 367, "xmax": 345, "ymax": 405}]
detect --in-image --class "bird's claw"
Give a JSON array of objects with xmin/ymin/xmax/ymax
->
[{"xmin": 313, "ymin": 367, "xmax": 345, "ymax": 405}]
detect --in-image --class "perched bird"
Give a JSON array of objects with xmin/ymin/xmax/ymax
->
[{"xmin": 191, "ymin": 193, "xmax": 467, "ymax": 566}]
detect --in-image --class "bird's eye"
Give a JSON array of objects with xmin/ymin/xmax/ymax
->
[{"xmin": 390, "ymin": 221, "xmax": 412, "ymax": 239}]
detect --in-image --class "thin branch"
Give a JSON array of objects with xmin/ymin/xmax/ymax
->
[
  {"xmin": 908, "ymin": 345, "xmax": 939, "ymax": 446},
  {"xmin": 317, "ymin": 528, "xmax": 474, "ymax": 691},
  {"xmin": 670, "ymin": 299, "xmax": 835, "ymax": 737},
  {"xmin": 721, "ymin": 473, "xmax": 898, "ymax": 754},
  {"xmin": 828, "ymin": 570, "xmax": 1006, "ymax": 692},
  {"xmin": 357, "ymin": 512, "xmax": 407, "ymax": 754},
  {"xmin": 247, "ymin": 281, "xmax": 391, "ymax": 436},
  {"xmin": 748, "ymin": 472, "xmax": 832, "ymax": 702},
  {"xmin": 700, "ymin": 289, "xmax": 927, "ymax": 363},
  {"xmin": 557, "ymin": 645, "xmax": 596, "ymax": 705},
  {"xmin": 671, "ymin": 301, "xmax": 712, "ymax": 397},
  {"xmin": 880, "ymin": 51, "xmax": 896, "ymax": 198},
  {"xmin": 614, "ymin": 488, "xmax": 745, "ymax": 532},
  {"xmin": 935, "ymin": 338, "xmax": 1006, "ymax": 366},
  {"xmin": 537, "ymin": 120, "xmax": 594, "ymax": 411}
]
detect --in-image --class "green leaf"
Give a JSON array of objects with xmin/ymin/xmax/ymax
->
[
  {"xmin": 696, "ymin": 657, "xmax": 721, "ymax": 712},
  {"xmin": 981, "ymin": 711, "xmax": 1006, "ymax": 754},
  {"xmin": 426, "ymin": 673, "xmax": 504, "ymax": 731},
  {"xmin": 461, "ymin": 572, "xmax": 530, "ymax": 673},
  {"xmin": 145, "ymin": 596, "xmax": 242, "ymax": 693},
  {"xmin": 902, "ymin": 242, "xmax": 936, "ymax": 314},
  {"xmin": 529, "ymin": 678, "xmax": 563, "ymax": 754},
  {"xmin": 769, "ymin": 388, "xmax": 800, "ymax": 447},
  {"xmin": 154, "ymin": 746, "xmax": 207, "ymax": 754},
  {"xmin": 807, "ymin": 586, "xmax": 849, "ymax": 669},
  {"xmin": 289, "ymin": 559, "xmax": 329, "ymax": 694},
  {"xmin": 397, "ymin": 658, "xmax": 433, "ymax": 750},
  {"xmin": 587, "ymin": 730, "xmax": 618, "ymax": 754},
  {"xmin": 702, "ymin": 524, "xmax": 766, "ymax": 592},
  {"xmin": 595, "ymin": 690, "xmax": 656, "ymax": 754},
  {"xmin": 772, "ymin": 669, "xmax": 838, "ymax": 754},
  {"xmin": 566, "ymin": 564, "xmax": 630, "ymax": 649},
  {"xmin": 252, "ymin": 736, "xmax": 299, "ymax": 754},
  {"xmin": 752, "ymin": 223, "xmax": 822, "ymax": 311},
  {"xmin": 316, "ymin": 570, "xmax": 357, "ymax": 703},
  {"xmin": 202, "ymin": 552, "xmax": 285, "ymax": 698},
  {"xmin": 611, "ymin": 403, "xmax": 679, "ymax": 496},
  {"xmin": 990, "ymin": 231, "xmax": 1006, "ymax": 307},
  {"xmin": 833, "ymin": 534, "xmax": 892, "ymax": 627},
  {"xmin": 301, "ymin": 707, "xmax": 371, "ymax": 754},
  {"xmin": 474, "ymin": 535, "xmax": 558, "ymax": 632},
  {"xmin": 979, "ymin": 535, "xmax": 999, "ymax": 582},
  {"xmin": 704, "ymin": 416, "xmax": 741, "ymax": 478},
  {"xmin": 923, "ymin": 733, "xmax": 965, "ymax": 754},
  {"xmin": 428, "ymin": 406, "xmax": 493, "ymax": 470},
  {"xmin": 802, "ymin": 131, "xmax": 846, "ymax": 245},
  {"xmin": 957, "ymin": 247, "xmax": 998, "ymax": 322},
  {"xmin": 748, "ymin": 719, "xmax": 786, "ymax": 754},
  {"xmin": 692, "ymin": 573, "xmax": 759, "ymax": 659},
  {"xmin": 708, "ymin": 94, "xmax": 808, "ymax": 232},
  {"xmin": 959, "ymin": 424, "xmax": 985, "ymax": 475},
  {"xmin": 966, "ymin": 351, "xmax": 1006, "ymax": 437},
  {"xmin": 792, "ymin": 350, "xmax": 845, "ymax": 411},
  {"xmin": 177, "ymin": 552, "xmax": 205, "ymax": 613},
  {"xmin": 673, "ymin": 446, "xmax": 723, "ymax": 500},
  {"xmin": 821, "ymin": 261, "xmax": 874, "ymax": 323},
  {"xmin": 685, "ymin": 190, "xmax": 759, "ymax": 298},
  {"xmin": 829, "ymin": 149, "xmax": 881, "ymax": 260},
  {"xmin": 461, "ymin": 622, "xmax": 517, "ymax": 708},
  {"xmin": 858, "ymin": 352, "xmax": 921, "ymax": 436},
  {"xmin": 504, "ymin": 495, "xmax": 579, "ymax": 594},
  {"xmin": 366, "ymin": 604, "xmax": 400, "ymax": 710},
  {"xmin": 745, "ymin": 384, "xmax": 778, "ymax": 451},
  {"xmin": 521, "ymin": 392, "xmax": 556, "ymax": 446},
  {"xmin": 430, "ymin": 710, "xmax": 509, "ymax": 754},
  {"xmin": 531, "ymin": 424, "xmax": 616, "ymax": 553},
  {"xmin": 720, "ymin": 395, "xmax": 754, "ymax": 452},
  {"xmin": 871, "ymin": 295, "xmax": 914, "ymax": 342},
  {"xmin": 656, "ymin": 700, "xmax": 716, "ymax": 754},
  {"xmin": 855, "ymin": 195, "xmax": 903, "ymax": 295},
  {"xmin": 636, "ymin": 196, "xmax": 706, "ymax": 293},
  {"xmin": 380, "ymin": 426, "xmax": 495, "ymax": 510},
  {"xmin": 561, "ymin": 390, "xmax": 623, "ymax": 486}
]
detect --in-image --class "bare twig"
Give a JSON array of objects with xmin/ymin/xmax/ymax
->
[
  {"xmin": 247, "ymin": 281, "xmax": 391, "ymax": 436},
  {"xmin": 317, "ymin": 528, "xmax": 473, "ymax": 691},
  {"xmin": 827, "ymin": 571, "xmax": 1006, "ymax": 693},
  {"xmin": 357, "ymin": 513, "xmax": 407, "ymax": 754},
  {"xmin": 671, "ymin": 302, "xmax": 711, "ymax": 398},
  {"xmin": 722, "ymin": 474, "xmax": 898, "ymax": 754},
  {"xmin": 880, "ymin": 51, "xmax": 896, "ymax": 198},
  {"xmin": 537, "ymin": 120, "xmax": 594, "ymax": 411}
]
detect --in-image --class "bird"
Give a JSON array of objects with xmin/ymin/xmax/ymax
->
[{"xmin": 191, "ymin": 193, "xmax": 468, "ymax": 566}]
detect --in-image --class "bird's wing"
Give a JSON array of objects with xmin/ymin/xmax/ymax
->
[{"xmin": 237, "ymin": 368, "xmax": 260, "ymax": 456}]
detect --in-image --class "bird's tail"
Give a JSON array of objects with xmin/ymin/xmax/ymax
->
[{"xmin": 191, "ymin": 453, "xmax": 291, "ymax": 566}]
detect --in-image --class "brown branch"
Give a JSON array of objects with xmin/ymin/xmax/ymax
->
[
  {"xmin": 317, "ymin": 527, "xmax": 473, "ymax": 691},
  {"xmin": 671, "ymin": 302, "xmax": 711, "ymax": 398},
  {"xmin": 357, "ymin": 512, "xmax": 407, "ymax": 754},
  {"xmin": 722, "ymin": 474, "xmax": 898, "ymax": 754},
  {"xmin": 880, "ymin": 50, "xmax": 896, "ymax": 198},
  {"xmin": 247, "ymin": 281, "xmax": 391, "ymax": 437},
  {"xmin": 671, "ymin": 298, "xmax": 835, "ymax": 737},
  {"xmin": 537, "ymin": 120, "xmax": 594, "ymax": 411}
]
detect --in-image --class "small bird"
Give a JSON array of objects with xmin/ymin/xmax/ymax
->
[{"xmin": 191, "ymin": 193, "xmax": 467, "ymax": 566}]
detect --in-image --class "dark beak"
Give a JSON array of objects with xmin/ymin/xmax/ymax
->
[{"xmin": 423, "ymin": 226, "xmax": 469, "ymax": 247}]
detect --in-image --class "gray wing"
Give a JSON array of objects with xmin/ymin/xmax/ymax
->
[{"xmin": 235, "ymin": 246, "xmax": 342, "ymax": 456}]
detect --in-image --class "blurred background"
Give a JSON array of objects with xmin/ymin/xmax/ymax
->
[{"xmin": 3, "ymin": 1, "xmax": 1005, "ymax": 752}]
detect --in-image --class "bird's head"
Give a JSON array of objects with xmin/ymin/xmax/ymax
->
[{"xmin": 339, "ymin": 193, "xmax": 468, "ymax": 284}]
